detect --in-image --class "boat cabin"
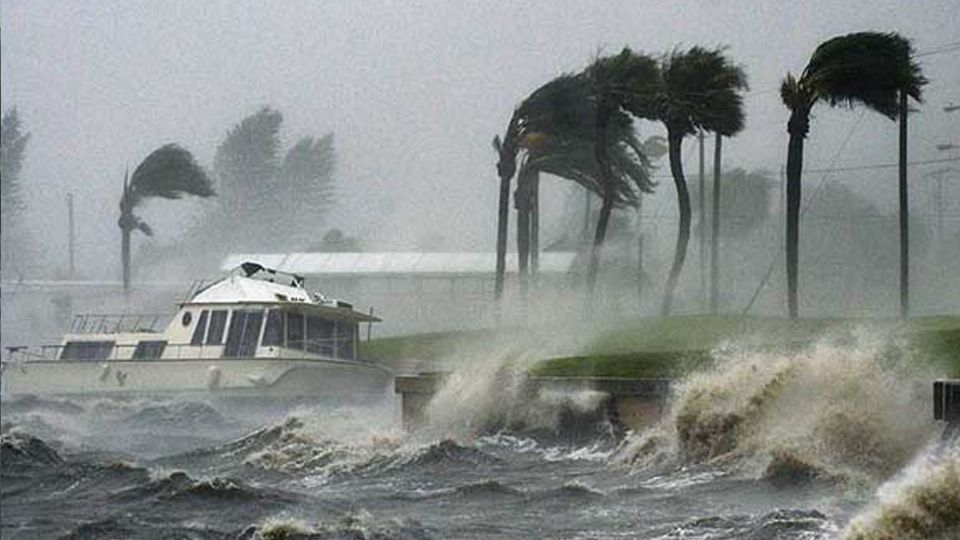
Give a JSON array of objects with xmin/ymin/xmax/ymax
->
[{"xmin": 57, "ymin": 263, "xmax": 379, "ymax": 363}]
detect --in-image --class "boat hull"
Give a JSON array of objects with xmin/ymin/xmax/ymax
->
[{"xmin": 0, "ymin": 358, "xmax": 393, "ymax": 400}]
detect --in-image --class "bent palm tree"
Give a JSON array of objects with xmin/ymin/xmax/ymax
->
[
  {"xmin": 650, "ymin": 47, "xmax": 747, "ymax": 315},
  {"xmin": 781, "ymin": 32, "xmax": 925, "ymax": 318},
  {"xmin": 586, "ymin": 49, "xmax": 660, "ymax": 294},
  {"xmin": 494, "ymin": 73, "xmax": 616, "ymax": 300},
  {"xmin": 119, "ymin": 144, "xmax": 214, "ymax": 292}
]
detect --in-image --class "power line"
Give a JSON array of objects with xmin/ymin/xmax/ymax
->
[
  {"xmin": 651, "ymin": 157, "xmax": 960, "ymax": 179},
  {"xmin": 804, "ymin": 157, "xmax": 960, "ymax": 174},
  {"xmin": 741, "ymin": 110, "xmax": 866, "ymax": 314},
  {"xmin": 916, "ymin": 41, "xmax": 960, "ymax": 57}
]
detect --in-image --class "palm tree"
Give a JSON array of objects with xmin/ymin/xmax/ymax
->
[
  {"xmin": 780, "ymin": 32, "xmax": 926, "ymax": 318},
  {"xmin": 119, "ymin": 144, "xmax": 214, "ymax": 292},
  {"xmin": 647, "ymin": 47, "xmax": 747, "ymax": 315},
  {"xmin": 585, "ymin": 49, "xmax": 660, "ymax": 294},
  {"xmin": 496, "ymin": 71, "xmax": 656, "ymax": 302}
]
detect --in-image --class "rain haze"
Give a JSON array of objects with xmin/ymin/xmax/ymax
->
[{"xmin": 2, "ymin": 2, "xmax": 960, "ymax": 539}]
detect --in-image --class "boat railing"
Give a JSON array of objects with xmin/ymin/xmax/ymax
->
[
  {"xmin": 69, "ymin": 313, "xmax": 169, "ymax": 334},
  {"xmin": 180, "ymin": 279, "xmax": 209, "ymax": 303},
  {"xmin": 5, "ymin": 336, "xmax": 357, "ymax": 363}
]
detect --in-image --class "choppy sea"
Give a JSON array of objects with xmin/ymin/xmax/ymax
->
[{"xmin": 2, "ymin": 332, "xmax": 958, "ymax": 539}]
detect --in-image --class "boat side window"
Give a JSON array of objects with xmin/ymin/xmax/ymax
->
[
  {"xmin": 61, "ymin": 341, "xmax": 115, "ymax": 361},
  {"xmin": 306, "ymin": 316, "xmax": 335, "ymax": 356},
  {"xmin": 190, "ymin": 310, "xmax": 209, "ymax": 346},
  {"xmin": 262, "ymin": 309, "xmax": 285, "ymax": 347},
  {"xmin": 132, "ymin": 340, "xmax": 167, "ymax": 359},
  {"xmin": 287, "ymin": 312, "xmax": 305, "ymax": 350},
  {"xmin": 223, "ymin": 309, "xmax": 264, "ymax": 358},
  {"xmin": 338, "ymin": 322, "xmax": 356, "ymax": 360},
  {"xmin": 206, "ymin": 310, "xmax": 228, "ymax": 345}
]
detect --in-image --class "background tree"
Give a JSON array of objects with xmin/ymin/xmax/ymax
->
[
  {"xmin": 0, "ymin": 108, "xmax": 31, "ymax": 274},
  {"xmin": 310, "ymin": 228, "xmax": 362, "ymax": 252},
  {"xmin": 119, "ymin": 144, "xmax": 213, "ymax": 292},
  {"xmin": 780, "ymin": 31, "xmax": 925, "ymax": 318},
  {"xmin": 212, "ymin": 106, "xmax": 283, "ymax": 249},
  {"xmin": 208, "ymin": 106, "xmax": 336, "ymax": 253},
  {"xmin": 278, "ymin": 134, "xmax": 336, "ymax": 247},
  {"xmin": 647, "ymin": 47, "xmax": 747, "ymax": 315}
]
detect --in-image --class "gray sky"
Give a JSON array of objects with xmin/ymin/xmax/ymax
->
[{"xmin": 2, "ymin": 0, "xmax": 958, "ymax": 278}]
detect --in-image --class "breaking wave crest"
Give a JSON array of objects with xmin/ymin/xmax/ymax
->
[
  {"xmin": 660, "ymin": 508, "xmax": 837, "ymax": 539},
  {"xmin": 617, "ymin": 331, "xmax": 939, "ymax": 483},
  {"xmin": 843, "ymin": 444, "xmax": 960, "ymax": 540},
  {"xmin": 242, "ymin": 510, "xmax": 431, "ymax": 540},
  {"xmin": 0, "ymin": 430, "xmax": 64, "ymax": 469}
]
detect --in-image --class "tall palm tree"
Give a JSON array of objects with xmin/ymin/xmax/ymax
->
[
  {"xmin": 780, "ymin": 32, "xmax": 926, "ymax": 318},
  {"xmin": 647, "ymin": 47, "xmax": 747, "ymax": 315},
  {"xmin": 119, "ymin": 144, "xmax": 213, "ymax": 292},
  {"xmin": 585, "ymin": 49, "xmax": 660, "ymax": 294}
]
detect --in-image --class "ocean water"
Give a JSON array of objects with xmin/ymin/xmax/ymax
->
[{"xmin": 2, "ymin": 333, "xmax": 958, "ymax": 539}]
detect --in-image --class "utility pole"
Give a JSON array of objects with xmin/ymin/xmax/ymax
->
[
  {"xmin": 925, "ymin": 168, "xmax": 952, "ymax": 240},
  {"xmin": 697, "ymin": 130, "xmax": 706, "ymax": 307},
  {"xmin": 67, "ymin": 193, "xmax": 76, "ymax": 279}
]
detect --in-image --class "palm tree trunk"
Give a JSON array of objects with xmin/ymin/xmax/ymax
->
[
  {"xmin": 709, "ymin": 133, "xmax": 722, "ymax": 314},
  {"xmin": 785, "ymin": 110, "xmax": 807, "ymax": 319},
  {"xmin": 121, "ymin": 225, "xmax": 131, "ymax": 294},
  {"xmin": 661, "ymin": 132, "xmax": 691, "ymax": 316},
  {"xmin": 587, "ymin": 196, "xmax": 614, "ymax": 293},
  {"xmin": 494, "ymin": 176, "xmax": 511, "ymax": 301},
  {"xmin": 898, "ymin": 90, "xmax": 909, "ymax": 317},
  {"xmin": 589, "ymin": 99, "xmax": 614, "ymax": 297},
  {"xmin": 530, "ymin": 172, "xmax": 540, "ymax": 278},
  {"xmin": 516, "ymin": 185, "xmax": 530, "ymax": 298},
  {"xmin": 637, "ymin": 193, "xmax": 644, "ymax": 309},
  {"xmin": 698, "ymin": 130, "xmax": 706, "ymax": 307}
]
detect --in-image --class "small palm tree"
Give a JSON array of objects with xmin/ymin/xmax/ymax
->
[
  {"xmin": 119, "ymin": 144, "xmax": 214, "ymax": 292},
  {"xmin": 780, "ymin": 32, "xmax": 926, "ymax": 318},
  {"xmin": 648, "ymin": 47, "xmax": 748, "ymax": 315}
]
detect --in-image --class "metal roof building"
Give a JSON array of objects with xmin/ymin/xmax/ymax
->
[{"xmin": 220, "ymin": 252, "xmax": 579, "ymax": 277}]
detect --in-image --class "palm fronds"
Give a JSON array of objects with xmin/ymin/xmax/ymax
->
[
  {"xmin": 123, "ymin": 144, "xmax": 213, "ymax": 211},
  {"xmin": 802, "ymin": 32, "xmax": 927, "ymax": 118},
  {"xmin": 658, "ymin": 46, "xmax": 749, "ymax": 137}
]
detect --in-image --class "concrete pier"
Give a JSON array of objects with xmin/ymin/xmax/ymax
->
[
  {"xmin": 933, "ymin": 379, "xmax": 959, "ymax": 441},
  {"xmin": 395, "ymin": 372, "xmax": 672, "ymax": 432}
]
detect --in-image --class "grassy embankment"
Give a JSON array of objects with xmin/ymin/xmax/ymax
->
[{"xmin": 360, "ymin": 315, "xmax": 960, "ymax": 379}]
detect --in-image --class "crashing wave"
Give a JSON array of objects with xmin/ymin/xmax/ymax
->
[
  {"xmin": 662, "ymin": 508, "xmax": 836, "ymax": 539},
  {"xmin": 616, "ymin": 331, "xmax": 939, "ymax": 484},
  {"xmin": 843, "ymin": 446, "xmax": 960, "ymax": 540},
  {"xmin": 241, "ymin": 510, "xmax": 430, "ymax": 540},
  {"xmin": 118, "ymin": 400, "xmax": 235, "ymax": 430},
  {"xmin": 0, "ymin": 430, "xmax": 64, "ymax": 468}
]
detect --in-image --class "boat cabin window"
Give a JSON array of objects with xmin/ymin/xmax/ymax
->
[
  {"xmin": 339, "ymin": 323, "xmax": 356, "ymax": 360},
  {"xmin": 132, "ymin": 340, "xmax": 167, "ymax": 359},
  {"xmin": 287, "ymin": 312, "xmax": 305, "ymax": 350},
  {"xmin": 276, "ymin": 311, "xmax": 354, "ymax": 359},
  {"xmin": 190, "ymin": 310, "xmax": 209, "ymax": 345},
  {"xmin": 262, "ymin": 309, "xmax": 285, "ymax": 347},
  {"xmin": 206, "ymin": 310, "xmax": 228, "ymax": 345},
  {"xmin": 61, "ymin": 341, "xmax": 115, "ymax": 361},
  {"xmin": 223, "ymin": 309, "xmax": 264, "ymax": 358},
  {"xmin": 307, "ymin": 316, "xmax": 335, "ymax": 356}
]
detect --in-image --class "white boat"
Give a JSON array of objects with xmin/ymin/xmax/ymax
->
[{"xmin": 0, "ymin": 262, "xmax": 392, "ymax": 403}]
